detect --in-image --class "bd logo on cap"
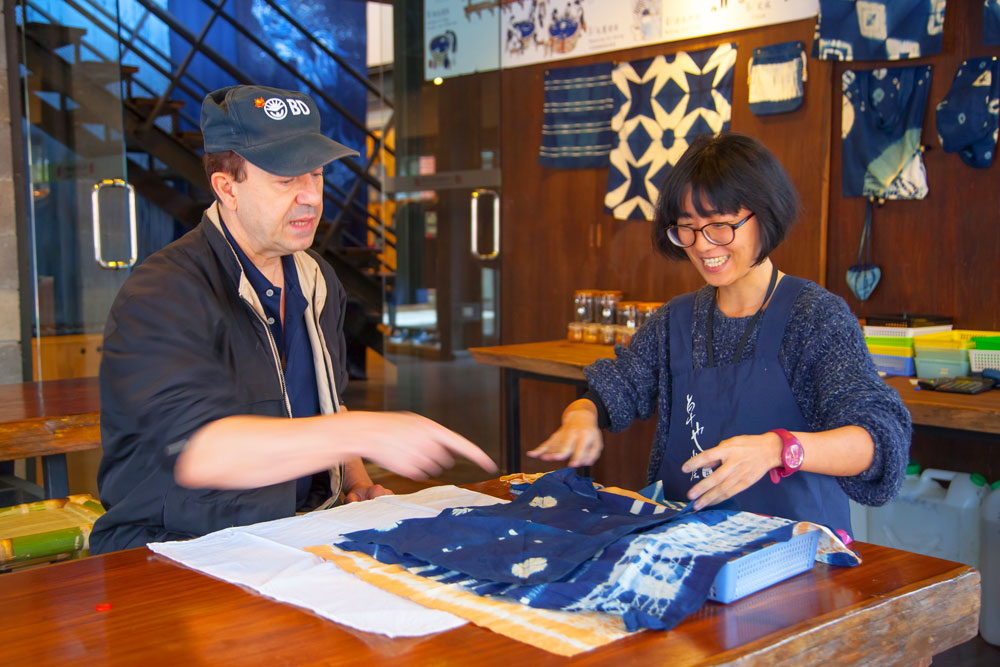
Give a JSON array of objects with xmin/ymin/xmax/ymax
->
[{"xmin": 258, "ymin": 97, "xmax": 312, "ymax": 121}]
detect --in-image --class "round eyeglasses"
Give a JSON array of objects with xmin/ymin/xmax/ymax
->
[{"xmin": 666, "ymin": 213, "xmax": 754, "ymax": 248}]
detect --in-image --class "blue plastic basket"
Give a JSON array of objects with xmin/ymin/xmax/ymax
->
[
  {"xmin": 708, "ymin": 529, "xmax": 820, "ymax": 603},
  {"xmin": 871, "ymin": 353, "xmax": 915, "ymax": 376}
]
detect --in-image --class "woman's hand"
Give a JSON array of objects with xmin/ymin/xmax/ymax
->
[
  {"xmin": 681, "ymin": 432, "xmax": 782, "ymax": 510},
  {"xmin": 527, "ymin": 399, "xmax": 604, "ymax": 467}
]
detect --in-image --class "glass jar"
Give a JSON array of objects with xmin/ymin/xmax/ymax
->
[
  {"xmin": 615, "ymin": 325, "xmax": 636, "ymax": 346},
  {"xmin": 636, "ymin": 302, "xmax": 663, "ymax": 328},
  {"xmin": 567, "ymin": 321, "xmax": 584, "ymax": 342},
  {"xmin": 600, "ymin": 324, "xmax": 617, "ymax": 345},
  {"xmin": 582, "ymin": 323, "xmax": 602, "ymax": 344},
  {"xmin": 615, "ymin": 301, "xmax": 639, "ymax": 328},
  {"xmin": 597, "ymin": 290, "xmax": 623, "ymax": 325},
  {"xmin": 573, "ymin": 290, "xmax": 598, "ymax": 323}
]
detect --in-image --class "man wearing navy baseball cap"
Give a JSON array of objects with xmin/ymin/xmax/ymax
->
[{"xmin": 90, "ymin": 85, "xmax": 496, "ymax": 554}]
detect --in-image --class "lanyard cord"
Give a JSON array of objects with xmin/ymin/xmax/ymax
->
[{"xmin": 706, "ymin": 263, "xmax": 779, "ymax": 368}]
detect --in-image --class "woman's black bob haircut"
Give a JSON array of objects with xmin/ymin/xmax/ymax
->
[{"xmin": 652, "ymin": 132, "xmax": 801, "ymax": 265}]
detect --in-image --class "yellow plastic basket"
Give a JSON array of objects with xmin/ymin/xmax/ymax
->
[
  {"xmin": 913, "ymin": 330, "xmax": 1000, "ymax": 350},
  {"xmin": 868, "ymin": 344, "xmax": 914, "ymax": 357}
]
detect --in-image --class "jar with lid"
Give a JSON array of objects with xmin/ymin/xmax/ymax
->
[
  {"xmin": 582, "ymin": 323, "xmax": 602, "ymax": 344},
  {"xmin": 615, "ymin": 301, "xmax": 639, "ymax": 328},
  {"xmin": 600, "ymin": 324, "xmax": 617, "ymax": 345},
  {"xmin": 573, "ymin": 290, "xmax": 598, "ymax": 323},
  {"xmin": 567, "ymin": 322, "xmax": 584, "ymax": 342},
  {"xmin": 615, "ymin": 326, "xmax": 636, "ymax": 346},
  {"xmin": 636, "ymin": 302, "xmax": 663, "ymax": 328},
  {"xmin": 597, "ymin": 290, "xmax": 623, "ymax": 325}
]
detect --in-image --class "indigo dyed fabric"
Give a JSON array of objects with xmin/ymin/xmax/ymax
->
[
  {"xmin": 748, "ymin": 41, "xmax": 808, "ymax": 116},
  {"xmin": 813, "ymin": 0, "xmax": 947, "ymax": 61},
  {"xmin": 842, "ymin": 65, "xmax": 933, "ymax": 199},
  {"xmin": 339, "ymin": 469, "xmax": 858, "ymax": 632},
  {"xmin": 538, "ymin": 63, "xmax": 616, "ymax": 168},
  {"xmin": 987, "ymin": 0, "xmax": 1000, "ymax": 45},
  {"xmin": 936, "ymin": 57, "xmax": 1000, "ymax": 168},
  {"xmin": 603, "ymin": 44, "xmax": 736, "ymax": 221}
]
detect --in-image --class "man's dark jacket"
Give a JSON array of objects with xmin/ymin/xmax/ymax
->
[{"xmin": 90, "ymin": 206, "xmax": 347, "ymax": 554}]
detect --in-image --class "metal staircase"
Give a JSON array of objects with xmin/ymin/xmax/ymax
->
[{"xmin": 18, "ymin": 0, "xmax": 393, "ymax": 360}]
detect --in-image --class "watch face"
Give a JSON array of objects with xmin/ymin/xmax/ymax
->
[{"xmin": 784, "ymin": 442, "xmax": 804, "ymax": 469}]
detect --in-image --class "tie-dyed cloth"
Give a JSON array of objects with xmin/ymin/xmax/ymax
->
[
  {"xmin": 812, "ymin": 0, "xmax": 947, "ymax": 61},
  {"xmin": 988, "ymin": 1, "xmax": 1000, "ymax": 46},
  {"xmin": 603, "ymin": 44, "xmax": 736, "ymax": 221},
  {"xmin": 841, "ymin": 64, "xmax": 933, "ymax": 199},
  {"xmin": 339, "ymin": 469, "xmax": 859, "ymax": 632},
  {"xmin": 538, "ymin": 63, "xmax": 616, "ymax": 169}
]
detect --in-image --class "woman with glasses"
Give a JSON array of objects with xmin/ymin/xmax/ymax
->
[{"xmin": 529, "ymin": 133, "xmax": 911, "ymax": 537}]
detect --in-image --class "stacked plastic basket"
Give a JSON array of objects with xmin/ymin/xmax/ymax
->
[
  {"xmin": 912, "ymin": 331, "xmax": 1000, "ymax": 379},
  {"xmin": 863, "ymin": 315, "xmax": 953, "ymax": 377}
]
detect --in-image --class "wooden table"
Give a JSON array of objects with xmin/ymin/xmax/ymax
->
[
  {"xmin": 469, "ymin": 341, "xmax": 613, "ymax": 472},
  {"xmin": 470, "ymin": 340, "xmax": 1000, "ymax": 473},
  {"xmin": 0, "ymin": 479, "xmax": 979, "ymax": 665},
  {"xmin": 0, "ymin": 377, "xmax": 101, "ymax": 498}
]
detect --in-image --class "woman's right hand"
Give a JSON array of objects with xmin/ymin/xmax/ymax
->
[{"xmin": 527, "ymin": 399, "xmax": 604, "ymax": 467}]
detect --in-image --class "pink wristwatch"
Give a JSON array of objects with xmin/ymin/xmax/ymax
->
[{"xmin": 769, "ymin": 428, "xmax": 804, "ymax": 484}]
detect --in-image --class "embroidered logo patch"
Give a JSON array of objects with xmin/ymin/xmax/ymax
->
[{"xmin": 263, "ymin": 98, "xmax": 288, "ymax": 120}]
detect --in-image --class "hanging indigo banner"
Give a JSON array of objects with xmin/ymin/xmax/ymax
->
[
  {"xmin": 748, "ymin": 40, "xmax": 808, "ymax": 116},
  {"xmin": 604, "ymin": 44, "xmax": 736, "ymax": 221},
  {"xmin": 812, "ymin": 0, "xmax": 947, "ymax": 61},
  {"xmin": 538, "ymin": 62, "xmax": 616, "ymax": 169},
  {"xmin": 936, "ymin": 57, "xmax": 1000, "ymax": 168},
  {"xmin": 987, "ymin": 1, "xmax": 1000, "ymax": 46},
  {"xmin": 841, "ymin": 65, "xmax": 933, "ymax": 199}
]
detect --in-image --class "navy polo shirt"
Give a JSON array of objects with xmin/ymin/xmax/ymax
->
[{"xmin": 220, "ymin": 221, "xmax": 322, "ymax": 509}]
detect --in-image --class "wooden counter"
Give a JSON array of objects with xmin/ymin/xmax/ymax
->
[
  {"xmin": 470, "ymin": 340, "xmax": 1000, "ymax": 472},
  {"xmin": 0, "ymin": 478, "xmax": 980, "ymax": 665}
]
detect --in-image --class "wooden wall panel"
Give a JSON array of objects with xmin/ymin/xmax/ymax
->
[
  {"xmin": 496, "ymin": 7, "xmax": 1000, "ymax": 489},
  {"xmin": 825, "ymin": 0, "xmax": 1000, "ymax": 329},
  {"xmin": 500, "ymin": 19, "xmax": 832, "ymax": 489}
]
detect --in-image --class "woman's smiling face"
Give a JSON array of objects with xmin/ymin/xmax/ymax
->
[{"xmin": 678, "ymin": 188, "xmax": 763, "ymax": 289}]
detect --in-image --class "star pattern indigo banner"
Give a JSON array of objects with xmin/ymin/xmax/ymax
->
[{"xmin": 604, "ymin": 44, "xmax": 737, "ymax": 221}]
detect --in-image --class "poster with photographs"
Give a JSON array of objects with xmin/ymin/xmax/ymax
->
[{"xmin": 425, "ymin": 0, "xmax": 819, "ymax": 80}]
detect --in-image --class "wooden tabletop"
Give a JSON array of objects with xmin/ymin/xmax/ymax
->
[
  {"xmin": 0, "ymin": 377, "xmax": 101, "ymax": 460},
  {"xmin": 470, "ymin": 340, "xmax": 1000, "ymax": 434},
  {"xmin": 0, "ymin": 479, "xmax": 979, "ymax": 665},
  {"xmin": 469, "ymin": 340, "xmax": 614, "ymax": 380}
]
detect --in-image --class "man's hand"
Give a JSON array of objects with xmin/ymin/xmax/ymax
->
[
  {"xmin": 344, "ymin": 482, "xmax": 393, "ymax": 503},
  {"xmin": 341, "ymin": 411, "xmax": 498, "ymax": 480}
]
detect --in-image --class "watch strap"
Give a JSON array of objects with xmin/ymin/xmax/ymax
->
[{"xmin": 768, "ymin": 428, "xmax": 803, "ymax": 484}]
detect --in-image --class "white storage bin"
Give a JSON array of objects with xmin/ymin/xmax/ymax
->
[
  {"xmin": 868, "ymin": 468, "xmax": 987, "ymax": 567},
  {"xmin": 981, "ymin": 480, "xmax": 1000, "ymax": 645}
]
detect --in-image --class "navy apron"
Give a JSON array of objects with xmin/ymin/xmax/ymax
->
[{"xmin": 656, "ymin": 276, "xmax": 852, "ymax": 536}]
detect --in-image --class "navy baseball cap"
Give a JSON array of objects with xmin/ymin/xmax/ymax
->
[{"xmin": 200, "ymin": 85, "xmax": 359, "ymax": 177}]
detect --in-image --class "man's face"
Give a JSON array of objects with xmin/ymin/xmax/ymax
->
[{"xmin": 225, "ymin": 160, "xmax": 325, "ymax": 264}]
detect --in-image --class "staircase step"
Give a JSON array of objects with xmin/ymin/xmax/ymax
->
[
  {"xmin": 23, "ymin": 22, "xmax": 85, "ymax": 51},
  {"xmin": 74, "ymin": 61, "xmax": 137, "ymax": 86},
  {"xmin": 174, "ymin": 130, "xmax": 203, "ymax": 149},
  {"xmin": 127, "ymin": 97, "xmax": 187, "ymax": 117}
]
